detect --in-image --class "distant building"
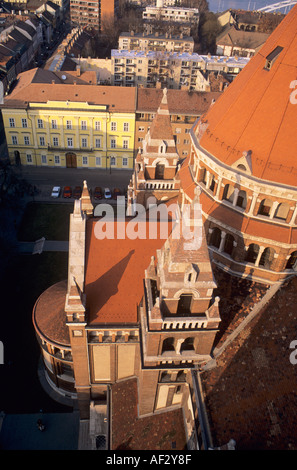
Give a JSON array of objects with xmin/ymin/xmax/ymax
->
[
  {"xmin": 111, "ymin": 49, "xmax": 249, "ymax": 90},
  {"xmin": 217, "ymin": 9, "xmax": 285, "ymax": 32},
  {"xmin": 70, "ymin": 0, "xmax": 119, "ymax": 31},
  {"xmin": 119, "ymin": 31, "xmax": 194, "ymax": 54},
  {"xmin": 1, "ymin": 68, "xmax": 136, "ymax": 170},
  {"xmin": 143, "ymin": 0, "xmax": 199, "ymax": 35},
  {"xmin": 216, "ymin": 25, "xmax": 269, "ymax": 57}
]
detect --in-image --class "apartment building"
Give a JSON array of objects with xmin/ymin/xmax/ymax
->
[
  {"xmin": 1, "ymin": 68, "xmax": 136, "ymax": 170},
  {"xmin": 111, "ymin": 49, "xmax": 249, "ymax": 90},
  {"xmin": 118, "ymin": 31, "xmax": 194, "ymax": 54},
  {"xmin": 70, "ymin": 0, "xmax": 118, "ymax": 30},
  {"xmin": 143, "ymin": 0, "xmax": 199, "ymax": 32}
]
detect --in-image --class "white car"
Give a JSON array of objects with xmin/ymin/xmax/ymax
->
[
  {"xmin": 51, "ymin": 186, "xmax": 61, "ymax": 198},
  {"xmin": 104, "ymin": 188, "xmax": 112, "ymax": 199}
]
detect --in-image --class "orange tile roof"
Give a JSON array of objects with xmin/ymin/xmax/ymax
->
[
  {"xmin": 2, "ymin": 69, "xmax": 136, "ymax": 112},
  {"xmin": 85, "ymin": 218, "xmax": 168, "ymax": 324},
  {"xmin": 198, "ymin": 5, "xmax": 297, "ymax": 188}
]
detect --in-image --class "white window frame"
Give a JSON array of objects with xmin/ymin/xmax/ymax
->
[
  {"xmin": 95, "ymin": 121, "xmax": 101, "ymax": 131},
  {"xmin": 110, "ymin": 156, "xmax": 116, "ymax": 166},
  {"xmin": 54, "ymin": 155, "xmax": 60, "ymax": 165},
  {"xmin": 12, "ymin": 135, "xmax": 18, "ymax": 145},
  {"xmin": 122, "ymin": 157, "xmax": 128, "ymax": 167},
  {"xmin": 9, "ymin": 118, "xmax": 15, "ymax": 128},
  {"xmin": 111, "ymin": 122, "xmax": 117, "ymax": 131},
  {"xmin": 24, "ymin": 136, "xmax": 30, "ymax": 146},
  {"xmin": 39, "ymin": 136, "xmax": 46, "ymax": 146},
  {"xmin": 81, "ymin": 120, "xmax": 87, "ymax": 130},
  {"xmin": 123, "ymin": 139, "xmax": 129, "ymax": 149},
  {"xmin": 51, "ymin": 119, "xmax": 58, "ymax": 129},
  {"xmin": 95, "ymin": 138, "xmax": 101, "ymax": 148},
  {"xmin": 111, "ymin": 138, "xmax": 116, "ymax": 149},
  {"xmin": 41, "ymin": 154, "xmax": 47, "ymax": 165},
  {"xmin": 95, "ymin": 156, "xmax": 102, "ymax": 166},
  {"xmin": 26, "ymin": 154, "xmax": 33, "ymax": 164},
  {"xmin": 22, "ymin": 118, "xmax": 28, "ymax": 128},
  {"xmin": 81, "ymin": 138, "xmax": 88, "ymax": 148},
  {"xmin": 82, "ymin": 156, "xmax": 88, "ymax": 166},
  {"xmin": 66, "ymin": 120, "xmax": 72, "ymax": 130},
  {"xmin": 37, "ymin": 119, "xmax": 43, "ymax": 129},
  {"xmin": 67, "ymin": 137, "xmax": 73, "ymax": 148},
  {"xmin": 123, "ymin": 122, "xmax": 129, "ymax": 132},
  {"xmin": 53, "ymin": 137, "xmax": 59, "ymax": 147}
]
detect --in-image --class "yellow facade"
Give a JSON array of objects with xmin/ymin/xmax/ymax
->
[{"xmin": 2, "ymin": 100, "xmax": 135, "ymax": 170}]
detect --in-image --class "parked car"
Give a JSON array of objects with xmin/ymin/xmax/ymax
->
[
  {"xmin": 51, "ymin": 186, "xmax": 60, "ymax": 198},
  {"xmin": 113, "ymin": 188, "xmax": 121, "ymax": 199},
  {"xmin": 73, "ymin": 186, "xmax": 82, "ymax": 199},
  {"xmin": 93, "ymin": 187, "xmax": 103, "ymax": 200},
  {"xmin": 63, "ymin": 186, "xmax": 72, "ymax": 198},
  {"xmin": 104, "ymin": 188, "xmax": 112, "ymax": 199}
]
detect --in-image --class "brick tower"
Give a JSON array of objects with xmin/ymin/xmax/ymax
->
[
  {"xmin": 127, "ymin": 88, "xmax": 181, "ymax": 213},
  {"xmin": 138, "ymin": 188, "xmax": 221, "ymax": 414}
]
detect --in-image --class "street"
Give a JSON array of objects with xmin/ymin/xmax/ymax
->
[{"xmin": 16, "ymin": 166, "xmax": 133, "ymax": 201}]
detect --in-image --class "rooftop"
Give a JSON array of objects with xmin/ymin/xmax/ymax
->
[
  {"xmin": 85, "ymin": 217, "xmax": 170, "ymax": 325},
  {"xmin": 198, "ymin": 4, "xmax": 297, "ymax": 188},
  {"xmin": 136, "ymin": 88, "xmax": 222, "ymax": 115},
  {"xmin": 201, "ymin": 275, "xmax": 297, "ymax": 450},
  {"xmin": 1, "ymin": 68, "xmax": 136, "ymax": 111}
]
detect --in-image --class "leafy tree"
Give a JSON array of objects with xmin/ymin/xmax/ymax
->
[{"xmin": 198, "ymin": 11, "xmax": 222, "ymax": 54}]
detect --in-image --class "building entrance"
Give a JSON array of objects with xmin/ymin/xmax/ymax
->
[{"xmin": 66, "ymin": 152, "xmax": 77, "ymax": 168}]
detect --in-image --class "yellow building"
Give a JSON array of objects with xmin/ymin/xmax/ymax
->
[{"xmin": 1, "ymin": 69, "xmax": 136, "ymax": 170}]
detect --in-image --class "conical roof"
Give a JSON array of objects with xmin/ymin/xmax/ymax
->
[
  {"xmin": 197, "ymin": 5, "xmax": 297, "ymax": 187},
  {"xmin": 144, "ymin": 88, "xmax": 178, "ymax": 156}
]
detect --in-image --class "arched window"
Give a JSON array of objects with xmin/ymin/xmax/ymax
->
[
  {"xmin": 180, "ymin": 337, "xmax": 195, "ymax": 352},
  {"xmin": 223, "ymin": 233, "xmax": 235, "ymax": 256},
  {"xmin": 245, "ymin": 244, "xmax": 259, "ymax": 264},
  {"xmin": 222, "ymin": 184, "xmax": 234, "ymax": 203},
  {"xmin": 210, "ymin": 227, "xmax": 221, "ymax": 249},
  {"xmin": 258, "ymin": 199, "xmax": 273, "ymax": 217},
  {"xmin": 285, "ymin": 251, "xmax": 297, "ymax": 270},
  {"xmin": 274, "ymin": 203, "xmax": 290, "ymax": 221},
  {"xmin": 259, "ymin": 247, "xmax": 275, "ymax": 269},
  {"xmin": 237, "ymin": 164, "xmax": 247, "ymax": 171},
  {"xmin": 236, "ymin": 190, "xmax": 247, "ymax": 209},
  {"xmin": 161, "ymin": 338, "xmax": 175, "ymax": 354}
]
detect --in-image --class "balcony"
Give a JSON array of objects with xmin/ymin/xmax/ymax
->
[{"xmin": 48, "ymin": 144, "xmax": 93, "ymax": 152}]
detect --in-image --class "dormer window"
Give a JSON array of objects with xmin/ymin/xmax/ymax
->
[{"xmin": 264, "ymin": 46, "xmax": 283, "ymax": 70}]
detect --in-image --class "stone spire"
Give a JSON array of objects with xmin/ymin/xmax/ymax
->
[{"xmin": 81, "ymin": 180, "xmax": 93, "ymax": 216}]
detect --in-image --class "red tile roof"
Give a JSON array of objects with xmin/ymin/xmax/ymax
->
[
  {"xmin": 32, "ymin": 280, "xmax": 70, "ymax": 346},
  {"xmin": 85, "ymin": 218, "xmax": 169, "ymax": 324},
  {"xmin": 198, "ymin": 5, "xmax": 297, "ymax": 187}
]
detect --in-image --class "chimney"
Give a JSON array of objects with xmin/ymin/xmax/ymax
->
[{"xmin": 76, "ymin": 65, "xmax": 81, "ymax": 76}]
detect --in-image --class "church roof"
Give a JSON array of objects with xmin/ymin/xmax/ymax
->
[
  {"xmin": 85, "ymin": 218, "xmax": 169, "ymax": 324},
  {"xmin": 197, "ymin": 5, "xmax": 297, "ymax": 188}
]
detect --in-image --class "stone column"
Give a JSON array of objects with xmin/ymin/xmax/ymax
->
[
  {"xmin": 218, "ymin": 231, "xmax": 226, "ymax": 252},
  {"xmin": 289, "ymin": 204, "xmax": 297, "ymax": 225},
  {"xmin": 255, "ymin": 246, "xmax": 265, "ymax": 267},
  {"xmin": 247, "ymin": 192, "xmax": 259, "ymax": 216}
]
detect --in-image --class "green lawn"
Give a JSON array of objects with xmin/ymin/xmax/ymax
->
[{"xmin": 18, "ymin": 203, "xmax": 73, "ymax": 241}]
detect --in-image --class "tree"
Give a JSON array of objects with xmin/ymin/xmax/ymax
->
[{"xmin": 198, "ymin": 11, "xmax": 222, "ymax": 54}]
